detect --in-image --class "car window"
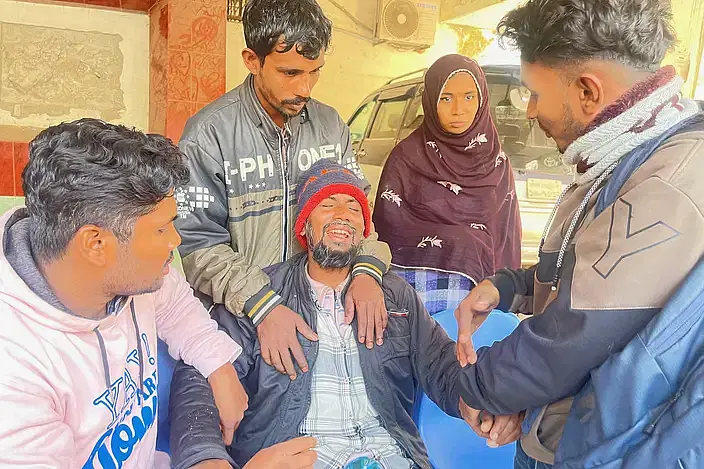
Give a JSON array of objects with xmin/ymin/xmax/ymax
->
[
  {"xmin": 487, "ymin": 82, "xmax": 510, "ymax": 109},
  {"xmin": 398, "ymin": 91, "xmax": 424, "ymax": 140},
  {"xmin": 403, "ymin": 91, "xmax": 424, "ymax": 127},
  {"xmin": 490, "ymin": 82, "xmax": 572, "ymax": 177},
  {"xmin": 368, "ymin": 99, "xmax": 408, "ymax": 139},
  {"xmin": 348, "ymin": 100, "xmax": 376, "ymax": 143}
]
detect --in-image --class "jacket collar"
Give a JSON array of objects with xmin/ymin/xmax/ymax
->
[
  {"xmin": 240, "ymin": 74, "xmax": 309, "ymax": 144},
  {"xmin": 269, "ymin": 253, "xmax": 356, "ymax": 333}
]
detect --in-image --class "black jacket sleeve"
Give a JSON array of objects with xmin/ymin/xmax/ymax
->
[
  {"xmin": 455, "ymin": 252, "xmax": 658, "ymax": 415},
  {"xmin": 397, "ymin": 279, "xmax": 463, "ymax": 418},
  {"xmin": 169, "ymin": 361, "xmax": 237, "ymax": 469},
  {"xmin": 489, "ymin": 265, "xmax": 537, "ymax": 314},
  {"xmin": 169, "ymin": 306, "xmax": 258, "ymax": 469}
]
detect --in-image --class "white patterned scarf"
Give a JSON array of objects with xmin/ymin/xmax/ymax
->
[{"xmin": 563, "ymin": 69, "xmax": 700, "ymax": 185}]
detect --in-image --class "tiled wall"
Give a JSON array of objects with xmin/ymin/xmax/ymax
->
[
  {"xmin": 0, "ymin": 141, "xmax": 28, "ymax": 216},
  {"xmin": 48, "ymin": 0, "xmax": 153, "ymax": 12},
  {"xmin": 0, "ymin": 141, "xmax": 28, "ymax": 197}
]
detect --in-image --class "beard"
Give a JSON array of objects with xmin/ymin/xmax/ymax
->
[
  {"xmin": 260, "ymin": 82, "xmax": 309, "ymax": 119},
  {"xmin": 539, "ymin": 102, "xmax": 586, "ymax": 155},
  {"xmin": 306, "ymin": 221, "xmax": 361, "ymax": 269},
  {"xmin": 559, "ymin": 103, "xmax": 586, "ymax": 154},
  {"xmin": 103, "ymin": 245, "xmax": 167, "ymax": 297}
]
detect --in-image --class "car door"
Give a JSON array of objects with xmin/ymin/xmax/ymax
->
[
  {"xmin": 397, "ymin": 85, "xmax": 424, "ymax": 142},
  {"xmin": 356, "ymin": 84, "xmax": 416, "ymax": 208},
  {"xmin": 347, "ymin": 96, "xmax": 379, "ymax": 206},
  {"xmin": 349, "ymin": 97, "xmax": 377, "ymax": 156}
]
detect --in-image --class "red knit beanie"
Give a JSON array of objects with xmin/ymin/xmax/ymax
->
[{"xmin": 294, "ymin": 159, "xmax": 371, "ymax": 249}]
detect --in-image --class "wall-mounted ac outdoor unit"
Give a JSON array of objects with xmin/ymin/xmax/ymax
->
[{"xmin": 375, "ymin": 0, "xmax": 440, "ymax": 48}]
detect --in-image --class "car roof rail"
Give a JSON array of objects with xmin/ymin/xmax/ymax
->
[
  {"xmin": 385, "ymin": 68, "xmax": 427, "ymax": 86},
  {"xmin": 481, "ymin": 64, "xmax": 520, "ymax": 77}
]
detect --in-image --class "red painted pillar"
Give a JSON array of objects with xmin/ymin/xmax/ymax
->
[
  {"xmin": 149, "ymin": 0, "xmax": 227, "ymax": 141},
  {"xmin": 0, "ymin": 142, "xmax": 29, "ymax": 197}
]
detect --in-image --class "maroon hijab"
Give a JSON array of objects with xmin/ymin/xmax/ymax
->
[{"xmin": 373, "ymin": 54, "xmax": 521, "ymax": 282}]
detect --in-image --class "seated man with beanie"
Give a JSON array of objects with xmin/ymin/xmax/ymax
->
[{"xmin": 169, "ymin": 159, "xmax": 523, "ymax": 469}]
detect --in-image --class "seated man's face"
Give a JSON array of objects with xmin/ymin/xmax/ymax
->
[{"xmin": 305, "ymin": 194, "xmax": 365, "ymax": 269}]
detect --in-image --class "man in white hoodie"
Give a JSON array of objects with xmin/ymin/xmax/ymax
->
[{"xmin": 0, "ymin": 119, "xmax": 315, "ymax": 469}]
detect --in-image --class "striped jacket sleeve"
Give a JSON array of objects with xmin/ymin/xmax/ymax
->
[{"xmin": 175, "ymin": 137, "xmax": 273, "ymax": 325}]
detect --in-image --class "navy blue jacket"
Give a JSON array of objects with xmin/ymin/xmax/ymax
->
[{"xmin": 169, "ymin": 254, "xmax": 463, "ymax": 469}]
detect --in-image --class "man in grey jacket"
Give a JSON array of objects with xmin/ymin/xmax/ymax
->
[
  {"xmin": 169, "ymin": 160, "xmax": 523, "ymax": 469},
  {"xmin": 174, "ymin": 0, "xmax": 392, "ymax": 436}
]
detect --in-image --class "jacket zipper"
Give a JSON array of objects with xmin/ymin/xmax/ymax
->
[
  {"xmin": 374, "ymin": 402, "xmax": 415, "ymax": 463},
  {"xmin": 334, "ymin": 291, "xmax": 354, "ymax": 401},
  {"xmin": 278, "ymin": 128, "xmax": 289, "ymax": 262},
  {"xmin": 643, "ymin": 353, "xmax": 704, "ymax": 436},
  {"xmin": 342, "ymin": 292, "xmax": 415, "ymax": 464}
]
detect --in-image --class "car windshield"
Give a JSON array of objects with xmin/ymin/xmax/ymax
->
[{"xmin": 490, "ymin": 83, "xmax": 574, "ymax": 177}]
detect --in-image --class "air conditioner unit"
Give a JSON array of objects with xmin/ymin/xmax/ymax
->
[{"xmin": 375, "ymin": 0, "xmax": 440, "ymax": 48}]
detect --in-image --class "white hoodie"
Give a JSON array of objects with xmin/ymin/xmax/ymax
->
[{"xmin": 0, "ymin": 208, "xmax": 241, "ymax": 468}]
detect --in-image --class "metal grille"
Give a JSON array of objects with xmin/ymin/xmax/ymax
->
[{"xmin": 227, "ymin": 0, "xmax": 245, "ymax": 22}]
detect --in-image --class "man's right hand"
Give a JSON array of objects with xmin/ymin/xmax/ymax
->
[
  {"xmin": 257, "ymin": 305, "xmax": 318, "ymax": 380},
  {"xmin": 454, "ymin": 279, "xmax": 500, "ymax": 367},
  {"xmin": 244, "ymin": 437, "xmax": 318, "ymax": 469},
  {"xmin": 459, "ymin": 398, "xmax": 524, "ymax": 448}
]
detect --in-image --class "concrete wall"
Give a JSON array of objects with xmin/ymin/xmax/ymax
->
[
  {"xmin": 696, "ymin": 54, "xmax": 704, "ymax": 100},
  {"xmin": 0, "ymin": 0, "xmax": 149, "ymax": 141},
  {"xmin": 694, "ymin": 28, "xmax": 704, "ymax": 100},
  {"xmin": 664, "ymin": 0, "xmax": 704, "ymax": 98},
  {"xmin": 226, "ymin": 0, "xmax": 466, "ymax": 120},
  {"xmin": 0, "ymin": 0, "xmax": 149, "ymax": 216}
]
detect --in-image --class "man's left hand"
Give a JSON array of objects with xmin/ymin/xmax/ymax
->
[
  {"xmin": 459, "ymin": 397, "xmax": 524, "ymax": 447},
  {"xmin": 208, "ymin": 363, "xmax": 249, "ymax": 445},
  {"xmin": 344, "ymin": 274, "xmax": 387, "ymax": 349}
]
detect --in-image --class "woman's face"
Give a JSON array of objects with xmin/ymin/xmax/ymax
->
[{"xmin": 436, "ymin": 71, "xmax": 480, "ymax": 135}]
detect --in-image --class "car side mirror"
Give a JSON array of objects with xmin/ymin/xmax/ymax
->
[{"xmin": 510, "ymin": 88, "xmax": 530, "ymax": 111}]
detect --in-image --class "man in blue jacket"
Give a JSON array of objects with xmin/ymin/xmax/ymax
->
[
  {"xmin": 169, "ymin": 160, "xmax": 523, "ymax": 469},
  {"xmin": 452, "ymin": 0, "xmax": 704, "ymax": 468}
]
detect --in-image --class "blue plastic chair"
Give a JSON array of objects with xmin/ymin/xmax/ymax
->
[
  {"xmin": 156, "ymin": 339, "xmax": 177, "ymax": 454},
  {"xmin": 414, "ymin": 309, "xmax": 520, "ymax": 469}
]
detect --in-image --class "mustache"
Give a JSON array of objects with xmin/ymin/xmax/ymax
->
[
  {"xmin": 281, "ymin": 97, "xmax": 309, "ymax": 106},
  {"xmin": 323, "ymin": 221, "xmax": 357, "ymax": 235}
]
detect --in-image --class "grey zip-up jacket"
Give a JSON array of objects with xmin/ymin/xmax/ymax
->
[
  {"xmin": 168, "ymin": 253, "xmax": 463, "ymax": 469},
  {"xmin": 175, "ymin": 75, "xmax": 391, "ymax": 325}
]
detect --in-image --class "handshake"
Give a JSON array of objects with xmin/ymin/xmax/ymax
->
[
  {"xmin": 459, "ymin": 398, "xmax": 525, "ymax": 448},
  {"xmin": 455, "ymin": 279, "xmax": 526, "ymax": 448}
]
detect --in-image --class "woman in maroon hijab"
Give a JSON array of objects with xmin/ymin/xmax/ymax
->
[{"xmin": 373, "ymin": 54, "xmax": 521, "ymax": 314}]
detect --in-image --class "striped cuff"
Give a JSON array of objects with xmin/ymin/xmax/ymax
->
[
  {"xmin": 244, "ymin": 286, "xmax": 283, "ymax": 327},
  {"xmin": 351, "ymin": 255, "xmax": 385, "ymax": 285}
]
